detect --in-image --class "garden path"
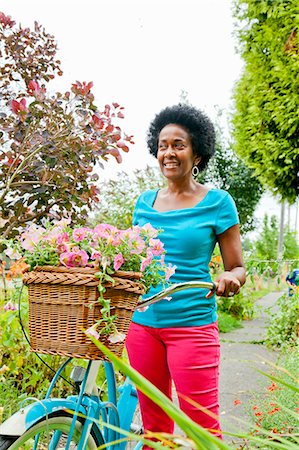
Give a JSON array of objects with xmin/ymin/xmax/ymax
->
[{"xmin": 219, "ymin": 290, "xmax": 284, "ymax": 447}]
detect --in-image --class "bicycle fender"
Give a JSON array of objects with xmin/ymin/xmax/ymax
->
[{"xmin": 0, "ymin": 398, "xmax": 84, "ymax": 437}]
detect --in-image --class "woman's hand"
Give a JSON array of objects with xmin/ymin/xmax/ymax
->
[
  {"xmin": 214, "ymin": 271, "xmax": 241, "ymax": 297},
  {"xmin": 206, "ymin": 271, "xmax": 241, "ymax": 298}
]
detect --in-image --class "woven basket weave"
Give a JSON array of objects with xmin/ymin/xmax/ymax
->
[{"xmin": 22, "ymin": 266, "xmax": 145, "ymax": 360}]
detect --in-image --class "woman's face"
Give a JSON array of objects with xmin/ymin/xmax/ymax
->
[{"xmin": 157, "ymin": 124, "xmax": 200, "ymax": 181}]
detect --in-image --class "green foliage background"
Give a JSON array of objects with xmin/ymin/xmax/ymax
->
[
  {"xmin": 253, "ymin": 214, "xmax": 299, "ymax": 261},
  {"xmin": 232, "ymin": 0, "xmax": 299, "ymax": 202},
  {"xmin": 201, "ymin": 130, "xmax": 264, "ymax": 234}
]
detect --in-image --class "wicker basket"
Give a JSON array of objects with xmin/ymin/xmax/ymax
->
[{"xmin": 22, "ymin": 266, "xmax": 145, "ymax": 360}]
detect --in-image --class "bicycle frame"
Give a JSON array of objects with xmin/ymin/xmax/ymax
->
[
  {"xmin": 0, "ymin": 359, "xmax": 137, "ymax": 449},
  {"xmin": 0, "ymin": 280, "xmax": 216, "ymax": 449}
]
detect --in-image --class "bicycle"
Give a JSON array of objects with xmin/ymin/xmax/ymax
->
[{"xmin": 0, "ymin": 280, "xmax": 216, "ymax": 450}]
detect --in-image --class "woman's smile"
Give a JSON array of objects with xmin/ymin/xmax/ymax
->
[{"xmin": 163, "ymin": 161, "xmax": 180, "ymax": 168}]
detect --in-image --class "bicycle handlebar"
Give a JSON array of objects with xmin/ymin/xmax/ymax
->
[{"xmin": 135, "ymin": 280, "xmax": 216, "ymax": 310}]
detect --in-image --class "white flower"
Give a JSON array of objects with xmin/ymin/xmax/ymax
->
[
  {"xmin": 101, "ymin": 256, "xmax": 111, "ymax": 271},
  {"xmin": 107, "ymin": 331, "xmax": 126, "ymax": 344},
  {"xmin": 85, "ymin": 327, "xmax": 99, "ymax": 340}
]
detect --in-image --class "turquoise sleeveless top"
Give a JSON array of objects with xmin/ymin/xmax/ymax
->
[{"xmin": 132, "ymin": 188, "xmax": 239, "ymax": 327}]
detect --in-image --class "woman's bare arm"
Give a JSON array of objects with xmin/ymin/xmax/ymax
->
[{"xmin": 214, "ymin": 224, "xmax": 246, "ymax": 297}]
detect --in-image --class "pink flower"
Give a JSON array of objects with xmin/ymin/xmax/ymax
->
[
  {"xmin": 165, "ymin": 263, "xmax": 177, "ymax": 281},
  {"xmin": 149, "ymin": 238, "xmax": 164, "ymax": 256},
  {"xmin": 57, "ymin": 232, "xmax": 70, "ymax": 245},
  {"xmin": 140, "ymin": 252, "xmax": 153, "ymax": 271},
  {"xmin": 129, "ymin": 236, "xmax": 145, "ymax": 255},
  {"xmin": 60, "ymin": 250, "xmax": 89, "ymax": 267},
  {"xmin": 4, "ymin": 301, "xmax": 18, "ymax": 311},
  {"xmin": 94, "ymin": 223, "xmax": 115, "ymax": 239},
  {"xmin": 142, "ymin": 223, "xmax": 159, "ymax": 238},
  {"xmin": 44, "ymin": 227, "xmax": 63, "ymax": 244},
  {"xmin": 56, "ymin": 242, "xmax": 70, "ymax": 254},
  {"xmin": 113, "ymin": 253, "xmax": 124, "ymax": 271},
  {"xmin": 90, "ymin": 256, "xmax": 101, "ymax": 268},
  {"xmin": 106, "ymin": 229, "xmax": 122, "ymax": 246},
  {"xmin": 132, "ymin": 226, "xmax": 141, "ymax": 233},
  {"xmin": 85, "ymin": 327, "xmax": 99, "ymax": 340},
  {"xmin": 53, "ymin": 218, "xmax": 71, "ymax": 228},
  {"xmin": 20, "ymin": 225, "xmax": 45, "ymax": 251},
  {"xmin": 73, "ymin": 228, "xmax": 88, "ymax": 242},
  {"xmin": 56, "ymin": 232, "xmax": 70, "ymax": 253},
  {"xmin": 11, "ymin": 98, "xmax": 28, "ymax": 116},
  {"xmin": 91, "ymin": 250, "xmax": 101, "ymax": 261}
]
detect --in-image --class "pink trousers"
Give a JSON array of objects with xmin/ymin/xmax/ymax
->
[{"xmin": 126, "ymin": 321, "xmax": 222, "ymax": 446}]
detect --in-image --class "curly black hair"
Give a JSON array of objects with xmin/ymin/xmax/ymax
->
[{"xmin": 146, "ymin": 103, "xmax": 216, "ymax": 172}]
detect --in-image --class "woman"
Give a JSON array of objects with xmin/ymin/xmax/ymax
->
[{"xmin": 126, "ymin": 104, "xmax": 246, "ymax": 443}]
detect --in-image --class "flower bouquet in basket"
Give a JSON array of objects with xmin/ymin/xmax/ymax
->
[{"xmin": 4, "ymin": 219, "xmax": 175, "ymax": 359}]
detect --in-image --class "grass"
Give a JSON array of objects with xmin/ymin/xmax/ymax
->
[{"xmin": 217, "ymin": 311, "xmax": 243, "ymax": 333}]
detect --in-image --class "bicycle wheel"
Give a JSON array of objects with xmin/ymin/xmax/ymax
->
[{"xmin": 0, "ymin": 415, "xmax": 103, "ymax": 449}]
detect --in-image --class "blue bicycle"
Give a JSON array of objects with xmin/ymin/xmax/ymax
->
[{"xmin": 0, "ymin": 280, "xmax": 215, "ymax": 449}]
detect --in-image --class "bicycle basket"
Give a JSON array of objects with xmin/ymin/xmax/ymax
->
[{"xmin": 22, "ymin": 266, "xmax": 145, "ymax": 360}]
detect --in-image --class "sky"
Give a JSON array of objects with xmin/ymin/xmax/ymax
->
[
  {"xmin": 1, "ymin": 0, "xmax": 244, "ymax": 173},
  {"xmin": 1, "ymin": 0, "xmax": 297, "ymax": 232}
]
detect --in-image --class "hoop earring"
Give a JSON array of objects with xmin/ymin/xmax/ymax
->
[{"xmin": 192, "ymin": 165, "xmax": 199, "ymax": 178}]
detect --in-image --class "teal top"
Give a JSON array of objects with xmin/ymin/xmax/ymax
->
[{"xmin": 132, "ymin": 188, "xmax": 239, "ymax": 328}]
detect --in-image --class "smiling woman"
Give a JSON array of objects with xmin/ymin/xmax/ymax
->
[{"xmin": 125, "ymin": 103, "xmax": 246, "ymax": 449}]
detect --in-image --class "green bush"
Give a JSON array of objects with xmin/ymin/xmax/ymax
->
[
  {"xmin": 217, "ymin": 311, "xmax": 242, "ymax": 333},
  {"xmin": 217, "ymin": 289, "xmax": 256, "ymax": 320},
  {"xmin": 0, "ymin": 283, "xmax": 118, "ymax": 422},
  {"xmin": 266, "ymin": 292, "xmax": 299, "ymax": 349},
  {"xmin": 0, "ymin": 286, "xmax": 74, "ymax": 420},
  {"xmin": 253, "ymin": 215, "xmax": 299, "ymax": 262}
]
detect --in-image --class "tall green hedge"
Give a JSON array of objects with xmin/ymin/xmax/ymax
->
[{"xmin": 232, "ymin": 0, "xmax": 299, "ymax": 203}]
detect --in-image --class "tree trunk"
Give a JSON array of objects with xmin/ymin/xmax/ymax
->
[
  {"xmin": 277, "ymin": 200, "xmax": 285, "ymax": 259},
  {"xmin": 295, "ymin": 199, "xmax": 298, "ymax": 236}
]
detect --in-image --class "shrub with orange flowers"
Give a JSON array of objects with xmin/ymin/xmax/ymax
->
[{"xmin": 5, "ymin": 259, "xmax": 29, "ymax": 281}]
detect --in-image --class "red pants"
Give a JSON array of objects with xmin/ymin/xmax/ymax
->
[{"xmin": 126, "ymin": 321, "xmax": 222, "ymax": 446}]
